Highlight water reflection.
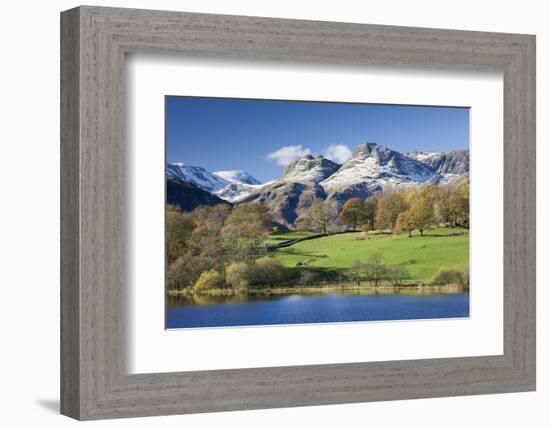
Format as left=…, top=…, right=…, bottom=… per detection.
left=166, top=291, right=470, bottom=328
left=167, top=286, right=465, bottom=307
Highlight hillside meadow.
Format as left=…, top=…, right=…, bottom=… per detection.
left=272, top=228, right=469, bottom=283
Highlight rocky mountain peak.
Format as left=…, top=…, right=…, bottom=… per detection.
left=351, top=142, right=377, bottom=157
left=321, top=142, right=436, bottom=196
left=406, top=149, right=470, bottom=176
left=282, top=155, right=340, bottom=183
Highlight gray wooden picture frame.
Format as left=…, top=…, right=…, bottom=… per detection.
left=60, top=5, right=536, bottom=420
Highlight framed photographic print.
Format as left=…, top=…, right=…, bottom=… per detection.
left=61, top=6, right=536, bottom=420
left=164, top=97, right=471, bottom=329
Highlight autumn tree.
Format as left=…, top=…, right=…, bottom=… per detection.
left=193, top=269, right=224, bottom=292
left=394, top=210, right=414, bottom=237
left=167, top=251, right=219, bottom=290
left=408, top=188, right=436, bottom=236
left=435, top=184, right=454, bottom=224
left=222, top=203, right=272, bottom=263
left=295, top=198, right=338, bottom=235
left=363, top=196, right=379, bottom=229
left=250, top=257, right=288, bottom=287
left=191, top=204, right=232, bottom=231
left=375, top=192, right=409, bottom=230
left=339, top=198, right=366, bottom=231
left=449, top=183, right=470, bottom=228
left=225, top=261, right=252, bottom=291
left=166, top=204, right=196, bottom=265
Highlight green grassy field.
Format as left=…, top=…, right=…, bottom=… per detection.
left=272, top=228, right=469, bottom=282
left=267, top=230, right=320, bottom=245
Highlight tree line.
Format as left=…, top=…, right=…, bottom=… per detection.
left=296, top=181, right=470, bottom=237
left=166, top=203, right=289, bottom=292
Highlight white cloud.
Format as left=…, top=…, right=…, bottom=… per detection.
left=267, top=145, right=311, bottom=166
left=324, top=144, right=352, bottom=164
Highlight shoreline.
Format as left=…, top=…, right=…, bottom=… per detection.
left=167, top=283, right=467, bottom=297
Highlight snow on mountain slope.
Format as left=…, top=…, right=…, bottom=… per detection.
left=214, top=182, right=267, bottom=203
left=168, top=143, right=469, bottom=223
left=406, top=150, right=469, bottom=177
left=406, top=151, right=442, bottom=164
left=167, top=163, right=264, bottom=203
left=320, top=143, right=434, bottom=194
left=167, top=163, right=229, bottom=193
left=213, top=170, right=261, bottom=185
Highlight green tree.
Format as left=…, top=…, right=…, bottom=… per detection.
left=363, top=252, right=388, bottom=287
left=349, top=259, right=365, bottom=285
left=339, top=198, right=366, bottom=231
left=386, top=264, right=411, bottom=286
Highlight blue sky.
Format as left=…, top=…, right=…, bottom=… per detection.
left=166, top=96, right=469, bottom=183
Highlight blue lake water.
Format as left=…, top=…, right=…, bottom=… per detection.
left=166, top=292, right=470, bottom=329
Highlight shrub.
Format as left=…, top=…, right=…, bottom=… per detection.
left=299, top=270, right=320, bottom=286
left=225, top=262, right=252, bottom=291
left=250, top=257, right=288, bottom=287
left=193, top=269, right=224, bottom=292
left=457, top=265, right=470, bottom=290
left=430, top=267, right=465, bottom=286
left=386, top=264, right=411, bottom=286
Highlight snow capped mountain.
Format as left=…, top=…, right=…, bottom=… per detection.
left=167, top=163, right=229, bottom=193
left=167, top=163, right=264, bottom=203
left=281, top=155, right=340, bottom=183
left=320, top=143, right=434, bottom=196
left=168, top=143, right=469, bottom=227
left=213, top=170, right=261, bottom=186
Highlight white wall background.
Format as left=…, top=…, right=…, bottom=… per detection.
left=0, top=1, right=546, bottom=425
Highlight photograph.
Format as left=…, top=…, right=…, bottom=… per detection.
left=165, top=96, right=470, bottom=329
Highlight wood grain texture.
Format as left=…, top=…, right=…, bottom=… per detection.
left=60, top=7, right=80, bottom=419
left=60, top=6, right=536, bottom=420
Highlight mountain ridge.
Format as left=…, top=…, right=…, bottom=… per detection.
left=167, top=142, right=469, bottom=227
